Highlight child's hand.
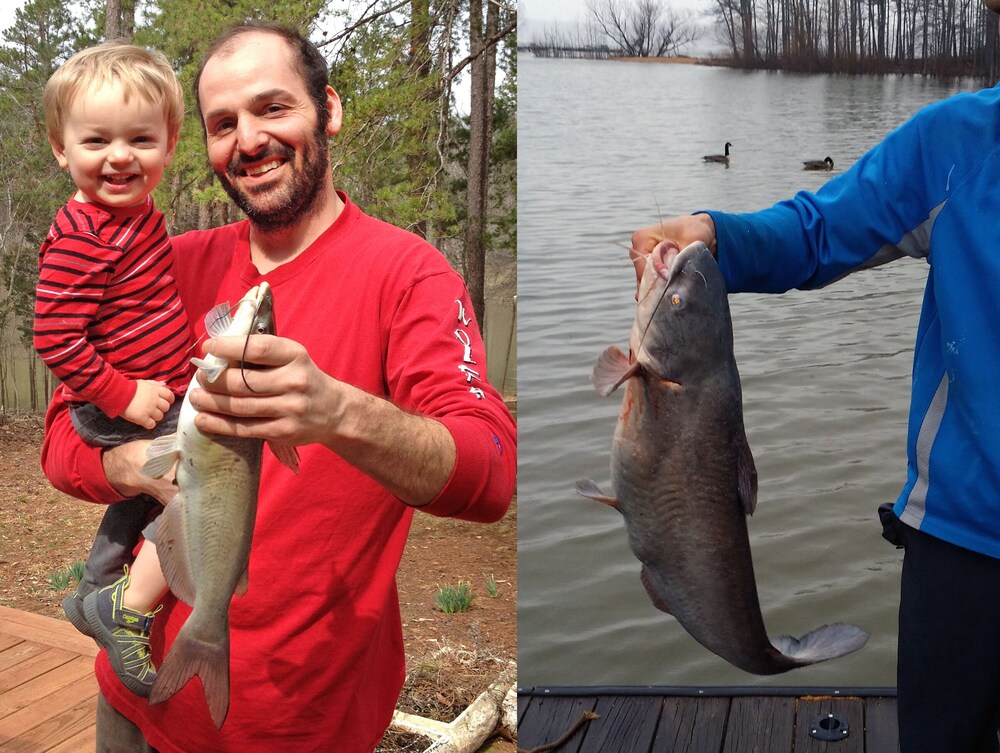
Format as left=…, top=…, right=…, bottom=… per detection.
left=122, top=380, right=175, bottom=429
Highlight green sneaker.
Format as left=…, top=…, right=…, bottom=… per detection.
left=82, top=568, right=159, bottom=697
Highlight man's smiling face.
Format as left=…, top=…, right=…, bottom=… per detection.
left=197, top=32, right=337, bottom=231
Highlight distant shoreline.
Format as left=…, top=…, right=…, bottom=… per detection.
left=611, top=56, right=730, bottom=66
left=613, top=56, right=705, bottom=65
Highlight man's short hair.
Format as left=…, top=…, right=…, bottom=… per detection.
left=193, top=22, right=331, bottom=131
left=43, top=42, right=185, bottom=147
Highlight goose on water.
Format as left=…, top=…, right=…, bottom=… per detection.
left=703, top=142, right=732, bottom=165
left=803, top=156, right=834, bottom=171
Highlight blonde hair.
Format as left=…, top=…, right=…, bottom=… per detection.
left=43, top=42, right=184, bottom=147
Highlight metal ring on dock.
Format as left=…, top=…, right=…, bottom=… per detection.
left=808, top=712, right=850, bottom=741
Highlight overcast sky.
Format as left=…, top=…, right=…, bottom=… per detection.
left=0, top=0, right=26, bottom=34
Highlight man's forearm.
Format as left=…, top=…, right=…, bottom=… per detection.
left=325, top=382, right=456, bottom=506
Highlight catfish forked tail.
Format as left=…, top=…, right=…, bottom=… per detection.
left=770, top=623, right=869, bottom=671
left=149, top=626, right=231, bottom=729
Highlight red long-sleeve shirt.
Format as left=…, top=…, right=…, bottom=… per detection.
left=34, top=197, right=191, bottom=417
left=40, top=194, right=516, bottom=752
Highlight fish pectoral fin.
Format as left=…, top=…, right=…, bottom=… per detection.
left=640, top=566, right=673, bottom=615
left=142, top=435, right=181, bottom=479
left=575, top=479, right=620, bottom=510
left=268, top=442, right=300, bottom=474
left=155, top=499, right=197, bottom=606
left=190, top=356, right=228, bottom=383
left=592, top=346, right=639, bottom=397
left=736, top=433, right=759, bottom=516
left=234, top=568, right=249, bottom=597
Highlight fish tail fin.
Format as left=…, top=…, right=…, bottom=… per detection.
left=150, top=626, right=231, bottom=729
left=772, top=623, right=869, bottom=668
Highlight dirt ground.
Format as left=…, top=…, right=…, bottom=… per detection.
left=0, top=411, right=516, bottom=753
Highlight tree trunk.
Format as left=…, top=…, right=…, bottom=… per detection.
left=465, top=0, right=496, bottom=325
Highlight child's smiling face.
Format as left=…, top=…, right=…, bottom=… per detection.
left=50, top=80, right=177, bottom=209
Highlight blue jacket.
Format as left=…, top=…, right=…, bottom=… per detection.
left=706, top=84, right=1000, bottom=558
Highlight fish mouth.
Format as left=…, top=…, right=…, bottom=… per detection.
left=653, top=240, right=711, bottom=285
left=651, top=240, right=682, bottom=281
left=236, top=282, right=275, bottom=335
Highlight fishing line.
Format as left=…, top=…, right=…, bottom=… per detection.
left=633, top=275, right=674, bottom=370
left=183, top=297, right=263, bottom=394
left=239, top=295, right=262, bottom=394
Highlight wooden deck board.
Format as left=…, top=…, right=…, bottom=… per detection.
left=0, top=605, right=98, bottom=753
left=519, top=687, right=900, bottom=753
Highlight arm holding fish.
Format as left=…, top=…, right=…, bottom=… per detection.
left=190, top=335, right=454, bottom=506
left=190, top=278, right=516, bottom=521
left=39, top=389, right=177, bottom=506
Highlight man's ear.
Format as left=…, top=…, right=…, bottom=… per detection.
left=325, top=86, right=343, bottom=137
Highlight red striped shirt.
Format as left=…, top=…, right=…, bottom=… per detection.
left=33, top=197, right=192, bottom=418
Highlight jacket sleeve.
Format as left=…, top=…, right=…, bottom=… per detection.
left=383, top=270, right=516, bottom=523
left=40, top=388, right=128, bottom=505
left=707, top=93, right=974, bottom=293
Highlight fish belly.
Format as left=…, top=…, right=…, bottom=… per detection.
left=611, top=378, right=776, bottom=670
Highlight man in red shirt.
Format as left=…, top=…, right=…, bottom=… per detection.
left=41, top=21, right=516, bottom=753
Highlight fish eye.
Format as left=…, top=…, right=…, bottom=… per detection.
left=670, top=293, right=682, bottom=306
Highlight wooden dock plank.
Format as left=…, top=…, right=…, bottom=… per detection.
left=651, top=695, right=728, bottom=753
left=864, top=696, right=900, bottom=753
left=0, top=656, right=94, bottom=718
left=516, top=693, right=598, bottom=752
left=518, top=688, right=901, bottom=753
left=0, top=648, right=79, bottom=696
left=724, top=695, right=796, bottom=753
left=0, top=607, right=97, bottom=656
left=0, top=670, right=98, bottom=744
left=0, top=642, right=46, bottom=675
left=793, top=696, right=864, bottom=753
left=0, top=606, right=98, bottom=752
left=1, top=694, right=99, bottom=753
left=580, top=694, right=662, bottom=752
left=44, top=724, right=97, bottom=753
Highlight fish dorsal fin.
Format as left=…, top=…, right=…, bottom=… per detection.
left=154, top=496, right=197, bottom=606
left=736, top=432, right=758, bottom=515
left=203, top=302, right=233, bottom=338
left=268, top=442, right=300, bottom=474
left=142, top=434, right=181, bottom=479
left=592, top=345, right=640, bottom=397
left=575, top=478, right=620, bottom=511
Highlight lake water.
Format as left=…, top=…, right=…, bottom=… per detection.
left=517, top=57, right=982, bottom=688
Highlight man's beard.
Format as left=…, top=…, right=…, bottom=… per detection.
left=218, top=126, right=330, bottom=233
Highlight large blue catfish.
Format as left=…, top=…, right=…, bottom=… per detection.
left=577, top=241, right=868, bottom=674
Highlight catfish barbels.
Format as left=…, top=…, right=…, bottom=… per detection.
left=143, top=282, right=298, bottom=727
left=577, top=241, right=868, bottom=674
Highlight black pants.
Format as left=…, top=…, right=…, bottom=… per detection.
left=896, top=522, right=1000, bottom=753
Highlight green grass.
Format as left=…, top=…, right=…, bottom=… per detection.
left=434, top=581, right=474, bottom=613
left=484, top=573, right=500, bottom=598
left=49, top=559, right=86, bottom=591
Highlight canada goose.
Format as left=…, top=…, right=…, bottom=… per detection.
left=703, top=142, right=732, bottom=165
left=803, top=156, right=834, bottom=171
